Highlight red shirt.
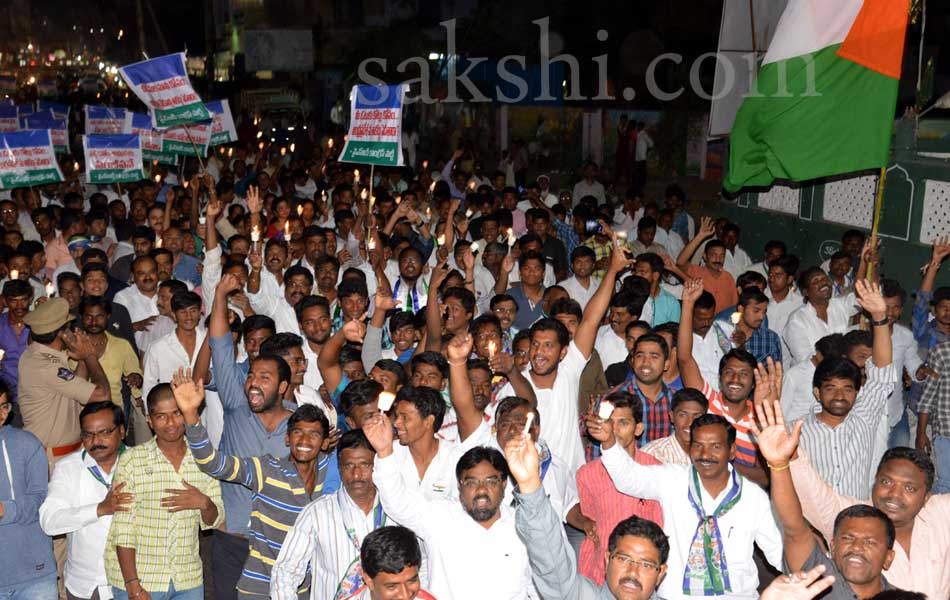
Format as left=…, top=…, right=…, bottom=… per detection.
left=686, top=264, right=737, bottom=313
left=576, top=452, right=664, bottom=585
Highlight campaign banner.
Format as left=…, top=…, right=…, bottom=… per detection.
left=205, top=100, right=237, bottom=146
left=161, top=121, right=211, bottom=157
left=21, top=113, right=68, bottom=153
left=16, top=104, right=34, bottom=119
left=83, top=134, right=147, bottom=184
left=125, top=112, right=178, bottom=165
left=0, top=99, right=13, bottom=108
left=0, top=106, right=17, bottom=132
left=37, top=100, right=69, bottom=120
left=0, top=77, right=16, bottom=95
left=118, top=53, right=211, bottom=129
left=339, top=84, right=406, bottom=167
left=85, top=106, right=127, bottom=135
left=0, top=130, right=65, bottom=189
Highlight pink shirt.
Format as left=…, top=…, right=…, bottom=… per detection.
left=576, top=452, right=664, bottom=585
left=791, top=452, right=950, bottom=600
left=45, top=235, right=72, bottom=273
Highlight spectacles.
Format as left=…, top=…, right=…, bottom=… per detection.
left=80, top=425, right=119, bottom=440
left=459, top=476, right=504, bottom=490
left=609, top=554, right=661, bottom=572
left=0, top=402, right=11, bottom=410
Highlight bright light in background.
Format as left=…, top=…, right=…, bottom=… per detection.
left=98, top=61, right=104, bottom=70
left=27, top=76, right=35, bottom=84
left=117, top=29, right=124, bottom=40
left=26, top=43, right=33, bottom=51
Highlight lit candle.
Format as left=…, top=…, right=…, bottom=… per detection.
left=45, top=281, right=54, bottom=296
left=425, top=206, right=431, bottom=219
left=284, top=221, right=291, bottom=239
left=297, top=205, right=303, bottom=216
left=280, top=147, right=286, bottom=156
left=471, top=242, right=479, bottom=253
left=354, top=169, right=360, bottom=182
left=523, top=412, right=534, bottom=436
left=429, top=181, right=436, bottom=193
left=437, top=234, right=446, bottom=246
left=360, top=189, right=368, bottom=201
left=378, top=391, right=396, bottom=412
left=256, top=131, right=262, bottom=139
left=507, top=228, right=516, bottom=247
left=327, top=138, right=334, bottom=149
left=0, top=349, right=5, bottom=361
left=598, top=401, right=615, bottom=420
left=394, top=196, right=401, bottom=205
left=367, top=237, right=376, bottom=250
left=487, top=340, right=497, bottom=358
left=258, top=141, right=264, bottom=151
left=422, top=160, right=428, bottom=170
left=251, top=225, right=260, bottom=243
left=730, top=312, right=741, bottom=325
left=153, top=174, right=161, bottom=183
left=73, top=161, right=79, bottom=172
left=155, top=237, right=162, bottom=248
left=227, top=147, right=233, bottom=157
left=183, top=180, right=189, bottom=189
left=468, top=180, right=475, bottom=191
left=9, top=269, right=17, bottom=280
left=465, top=209, right=473, bottom=218
left=290, top=142, right=295, bottom=153
left=616, top=231, right=627, bottom=240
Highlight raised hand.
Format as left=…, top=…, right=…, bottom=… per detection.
left=63, top=329, right=95, bottom=361
left=216, top=273, right=243, bottom=298
left=362, top=411, right=394, bottom=457
left=584, top=401, right=616, bottom=449
left=752, top=357, right=783, bottom=408
left=97, top=481, right=133, bottom=517
left=489, top=351, right=515, bottom=375
left=501, top=253, right=516, bottom=274
left=248, top=246, right=263, bottom=271
left=931, top=236, right=950, bottom=265
left=341, top=315, right=367, bottom=343
left=503, top=428, right=541, bottom=493
left=760, top=564, right=835, bottom=600
left=698, top=216, right=716, bottom=239
left=374, top=288, right=401, bottom=313
left=446, top=331, right=474, bottom=364
left=749, top=398, right=802, bottom=467
left=205, top=198, right=222, bottom=220
left=854, top=279, right=886, bottom=320
left=170, top=367, right=204, bottom=424
left=247, top=185, right=262, bottom=214
left=461, top=247, right=475, bottom=273
left=681, top=278, right=704, bottom=305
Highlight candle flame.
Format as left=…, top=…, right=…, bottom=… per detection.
left=45, top=281, right=54, bottom=296
left=327, top=138, right=334, bottom=149
left=437, top=234, right=446, bottom=246
left=251, top=225, right=260, bottom=243
left=507, top=228, right=516, bottom=246
left=9, top=269, right=18, bottom=280
left=290, top=143, right=295, bottom=153
left=468, top=180, right=475, bottom=190
left=360, top=189, right=368, bottom=201
left=284, top=221, right=291, bottom=239
left=368, top=237, right=376, bottom=250
left=297, top=205, right=303, bottom=216
left=378, top=391, right=396, bottom=412
left=155, top=237, right=162, bottom=248
left=487, top=340, right=497, bottom=358
left=471, top=242, right=479, bottom=253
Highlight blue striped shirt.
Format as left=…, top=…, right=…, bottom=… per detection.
left=186, top=422, right=328, bottom=597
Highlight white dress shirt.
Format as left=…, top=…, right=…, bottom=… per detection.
left=302, top=342, right=325, bottom=393
left=113, top=285, right=163, bottom=351
left=765, top=287, right=803, bottom=360
left=783, top=293, right=858, bottom=366
left=723, top=246, right=753, bottom=279
left=39, top=449, right=117, bottom=600
left=389, top=438, right=459, bottom=501
left=781, top=358, right=819, bottom=424
left=572, top=179, right=606, bottom=204
left=495, top=342, right=590, bottom=473
left=594, top=325, right=629, bottom=368
left=654, top=227, right=685, bottom=260
left=142, top=328, right=207, bottom=409
left=373, top=451, right=537, bottom=600
left=692, top=327, right=728, bottom=392
left=557, top=275, right=601, bottom=312
left=270, top=489, right=396, bottom=600
left=602, top=444, right=783, bottom=600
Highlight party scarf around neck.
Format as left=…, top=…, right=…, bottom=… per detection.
left=682, top=466, right=742, bottom=596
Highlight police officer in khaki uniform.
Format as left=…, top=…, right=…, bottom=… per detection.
left=18, top=297, right=112, bottom=460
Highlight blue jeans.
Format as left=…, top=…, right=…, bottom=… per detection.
left=0, top=575, right=58, bottom=600
left=112, top=582, right=203, bottom=600
left=934, top=435, right=950, bottom=494
left=889, top=407, right=912, bottom=449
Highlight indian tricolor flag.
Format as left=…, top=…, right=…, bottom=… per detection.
left=724, top=0, right=910, bottom=192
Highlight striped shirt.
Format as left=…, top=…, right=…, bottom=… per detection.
left=703, top=382, right=759, bottom=468
left=270, top=490, right=395, bottom=600
left=921, top=340, right=950, bottom=437
left=185, top=423, right=328, bottom=597
left=800, top=361, right=894, bottom=500
left=104, top=438, right=224, bottom=593
left=641, top=434, right=691, bottom=466
left=576, top=454, right=664, bottom=585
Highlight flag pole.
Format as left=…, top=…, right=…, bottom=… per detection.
left=183, top=125, right=206, bottom=172
left=867, top=166, right=887, bottom=281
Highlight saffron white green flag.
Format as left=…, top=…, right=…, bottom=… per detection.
left=725, top=0, right=911, bottom=192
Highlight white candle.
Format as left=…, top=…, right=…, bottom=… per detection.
left=378, top=391, right=396, bottom=412
left=297, top=205, right=303, bottom=216
left=327, top=138, right=334, bottom=149
left=598, top=401, right=615, bottom=420
left=471, top=242, right=479, bottom=253
left=437, top=234, right=446, bottom=246
left=730, top=312, right=741, bottom=325
left=487, top=340, right=497, bottom=358
left=45, top=281, right=54, bottom=296
left=8, top=269, right=17, bottom=280
left=251, top=225, right=260, bottom=243
left=523, top=412, right=534, bottom=436
left=368, top=237, right=376, bottom=251
left=284, top=221, right=291, bottom=239
left=507, top=228, right=516, bottom=247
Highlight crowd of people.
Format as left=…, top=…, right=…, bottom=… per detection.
left=0, top=135, right=947, bottom=600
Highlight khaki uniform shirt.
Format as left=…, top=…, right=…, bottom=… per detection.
left=18, top=342, right=96, bottom=447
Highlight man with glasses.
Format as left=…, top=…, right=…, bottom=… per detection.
left=490, top=294, right=519, bottom=352
left=0, top=380, right=58, bottom=599
left=363, top=412, right=535, bottom=600
left=40, top=401, right=131, bottom=600
left=506, top=425, right=670, bottom=600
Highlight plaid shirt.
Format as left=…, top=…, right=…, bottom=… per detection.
left=718, top=320, right=783, bottom=365
left=105, top=437, right=224, bottom=593
left=581, top=236, right=614, bottom=280
left=921, top=340, right=950, bottom=438
left=586, top=380, right=673, bottom=462
left=552, top=218, right=579, bottom=268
